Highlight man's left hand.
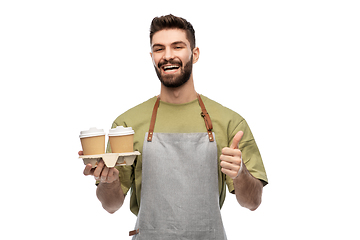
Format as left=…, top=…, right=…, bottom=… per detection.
left=220, top=131, right=244, bottom=179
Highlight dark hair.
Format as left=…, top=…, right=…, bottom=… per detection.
left=150, top=14, right=196, bottom=49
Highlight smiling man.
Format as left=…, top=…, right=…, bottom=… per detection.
left=152, top=30, right=195, bottom=89
left=81, top=14, right=268, bottom=239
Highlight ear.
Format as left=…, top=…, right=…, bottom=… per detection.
left=150, top=51, right=157, bottom=67
left=192, top=47, right=200, bottom=64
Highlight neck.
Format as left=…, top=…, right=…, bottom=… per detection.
left=159, top=75, right=197, bottom=104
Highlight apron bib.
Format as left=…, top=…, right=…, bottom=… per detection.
left=131, top=95, right=227, bottom=240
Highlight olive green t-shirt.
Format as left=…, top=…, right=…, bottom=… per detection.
left=106, top=95, right=268, bottom=216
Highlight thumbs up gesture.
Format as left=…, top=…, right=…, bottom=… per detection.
left=220, top=131, right=244, bottom=179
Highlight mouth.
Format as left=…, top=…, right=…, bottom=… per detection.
left=161, top=64, right=181, bottom=74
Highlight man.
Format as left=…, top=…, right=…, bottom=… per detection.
left=81, top=14, right=268, bottom=239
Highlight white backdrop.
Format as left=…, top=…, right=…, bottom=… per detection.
left=1, top=1, right=359, bottom=239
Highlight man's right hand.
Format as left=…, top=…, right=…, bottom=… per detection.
left=79, top=151, right=120, bottom=184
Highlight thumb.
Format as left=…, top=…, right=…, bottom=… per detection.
left=230, top=131, right=244, bottom=149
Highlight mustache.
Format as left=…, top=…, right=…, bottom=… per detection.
left=158, top=59, right=182, bottom=69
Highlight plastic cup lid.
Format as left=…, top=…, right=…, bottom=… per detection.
left=79, top=127, right=106, bottom=138
left=108, top=126, right=135, bottom=136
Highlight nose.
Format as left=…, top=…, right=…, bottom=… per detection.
left=163, top=47, right=174, bottom=60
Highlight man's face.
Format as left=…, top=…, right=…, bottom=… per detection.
left=150, top=29, right=198, bottom=88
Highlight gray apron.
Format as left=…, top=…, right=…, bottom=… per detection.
left=130, top=94, right=227, bottom=240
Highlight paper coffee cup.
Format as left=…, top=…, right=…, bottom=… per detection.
left=79, top=127, right=106, bottom=155
left=108, top=126, right=135, bottom=153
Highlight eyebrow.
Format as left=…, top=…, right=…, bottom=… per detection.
left=152, top=43, right=164, bottom=49
left=152, top=41, right=187, bottom=49
left=171, top=41, right=187, bottom=46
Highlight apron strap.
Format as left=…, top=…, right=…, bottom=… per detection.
left=129, top=229, right=139, bottom=236
left=147, top=94, right=214, bottom=142
left=197, top=94, right=214, bottom=142
left=147, top=96, right=160, bottom=141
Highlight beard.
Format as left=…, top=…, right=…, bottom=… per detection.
left=154, top=56, right=193, bottom=88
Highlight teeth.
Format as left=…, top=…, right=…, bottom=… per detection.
left=163, top=65, right=179, bottom=70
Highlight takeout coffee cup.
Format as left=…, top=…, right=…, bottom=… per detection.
left=108, top=126, right=134, bottom=153
left=79, top=127, right=106, bottom=155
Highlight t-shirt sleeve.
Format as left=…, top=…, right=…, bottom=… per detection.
left=226, top=119, right=268, bottom=193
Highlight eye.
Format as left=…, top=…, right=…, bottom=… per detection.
left=153, top=47, right=164, bottom=52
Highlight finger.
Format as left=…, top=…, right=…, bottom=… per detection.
left=220, top=153, right=234, bottom=163
left=101, top=166, right=109, bottom=182
left=230, top=131, right=244, bottom=149
left=221, top=147, right=242, bottom=157
left=106, top=168, right=119, bottom=183
left=220, top=159, right=241, bottom=172
left=78, top=150, right=84, bottom=156
left=221, top=167, right=238, bottom=179
left=93, top=160, right=105, bottom=180
left=83, top=164, right=93, bottom=176
left=220, top=155, right=242, bottom=167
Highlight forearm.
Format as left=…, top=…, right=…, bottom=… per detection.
left=96, top=178, right=125, bottom=214
left=233, top=162, right=263, bottom=211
